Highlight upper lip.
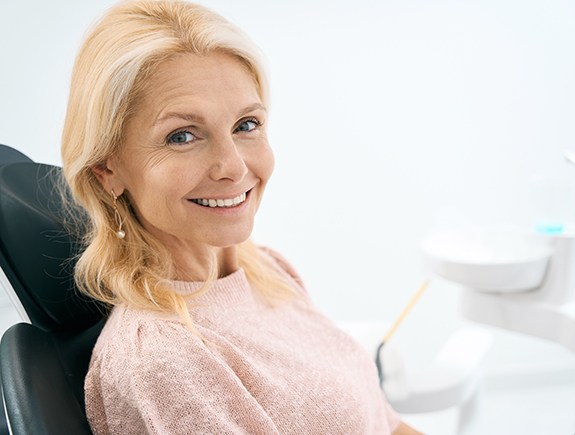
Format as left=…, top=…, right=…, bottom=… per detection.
left=187, top=186, right=255, bottom=201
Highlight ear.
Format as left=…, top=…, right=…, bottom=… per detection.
left=91, top=160, right=125, bottom=196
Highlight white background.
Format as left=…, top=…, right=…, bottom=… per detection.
left=1, top=1, right=575, bottom=433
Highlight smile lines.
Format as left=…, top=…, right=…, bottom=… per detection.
left=190, top=192, right=247, bottom=208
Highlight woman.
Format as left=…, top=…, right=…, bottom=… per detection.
left=61, top=0, right=420, bottom=433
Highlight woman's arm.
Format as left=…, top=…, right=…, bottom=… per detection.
left=393, top=421, right=424, bottom=435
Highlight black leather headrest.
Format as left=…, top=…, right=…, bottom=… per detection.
left=0, top=162, right=105, bottom=332
left=0, top=144, right=33, bottom=166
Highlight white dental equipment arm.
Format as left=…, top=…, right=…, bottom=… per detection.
left=420, top=148, right=575, bottom=353
left=421, top=223, right=575, bottom=353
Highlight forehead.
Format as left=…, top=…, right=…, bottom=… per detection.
left=135, top=52, right=261, bottom=119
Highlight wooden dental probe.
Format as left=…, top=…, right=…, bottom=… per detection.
left=383, top=279, right=430, bottom=343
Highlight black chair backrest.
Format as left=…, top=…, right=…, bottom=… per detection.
left=0, top=145, right=33, bottom=435
left=0, top=145, right=33, bottom=166
left=0, top=161, right=104, bottom=332
left=0, top=145, right=106, bottom=434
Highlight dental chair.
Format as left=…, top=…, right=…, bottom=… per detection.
left=0, top=145, right=105, bottom=434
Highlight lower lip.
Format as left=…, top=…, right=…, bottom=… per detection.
left=187, top=192, right=251, bottom=215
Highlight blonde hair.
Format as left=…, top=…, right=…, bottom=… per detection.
left=61, top=0, right=293, bottom=325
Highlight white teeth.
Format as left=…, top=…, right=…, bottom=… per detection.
left=191, top=192, right=247, bottom=208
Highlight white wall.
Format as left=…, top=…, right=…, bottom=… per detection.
left=1, top=1, right=575, bottom=433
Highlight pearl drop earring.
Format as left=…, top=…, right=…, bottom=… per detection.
left=111, top=189, right=125, bottom=239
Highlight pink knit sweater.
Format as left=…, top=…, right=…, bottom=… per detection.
left=85, top=249, right=400, bottom=434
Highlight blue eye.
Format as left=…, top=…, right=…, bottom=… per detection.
left=235, top=119, right=259, bottom=133
left=167, top=131, right=195, bottom=145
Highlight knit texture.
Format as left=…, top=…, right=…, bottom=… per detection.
left=85, top=248, right=400, bottom=434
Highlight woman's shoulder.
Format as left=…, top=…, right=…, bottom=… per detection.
left=84, top=305, right=275, bottom=434
left=89, top=305, right=202, bottom=371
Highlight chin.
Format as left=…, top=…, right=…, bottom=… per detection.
left=207, top=227, right=254, bottom=248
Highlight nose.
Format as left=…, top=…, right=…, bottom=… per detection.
left=208, top=136, right=249, bottom=182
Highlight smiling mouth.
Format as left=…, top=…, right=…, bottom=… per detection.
left=189, top=192, right=247, bottom=208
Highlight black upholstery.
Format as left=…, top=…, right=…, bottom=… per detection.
left=0, top=144, right=33, bottom=435
left=1, top=321, right=103, bottom=434
left=0, top=145, right=105, bottom=435
left=0, top=162, right=103, bottom=332
left=0, top=145, right=32, bottom=166
left=0, top=410, right=6, bottom=435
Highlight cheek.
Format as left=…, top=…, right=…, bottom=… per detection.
left=254, top=145, right=275, bottom=184
left=122, top=161, right=196, bottom=212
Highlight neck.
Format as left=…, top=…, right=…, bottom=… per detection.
left=172, top=245, right=239, bottom=282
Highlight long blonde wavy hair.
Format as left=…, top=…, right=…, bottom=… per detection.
left=61, top=0, right=294, bottom=325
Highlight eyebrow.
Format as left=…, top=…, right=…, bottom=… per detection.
left=153, top=102, right=266, bottom=126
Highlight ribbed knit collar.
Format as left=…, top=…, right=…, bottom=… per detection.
left=170, top=268, right=254, bottom=306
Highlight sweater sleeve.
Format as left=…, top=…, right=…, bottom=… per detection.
left=85, top=311, right=279, bottom=435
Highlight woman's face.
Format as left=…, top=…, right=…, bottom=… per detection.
left=96, top=52, right=274, bottom=268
